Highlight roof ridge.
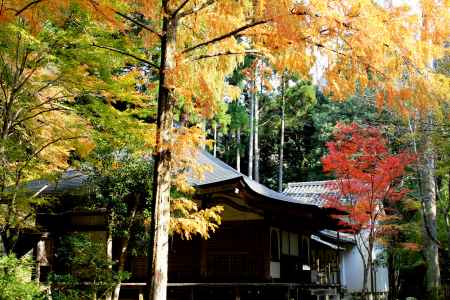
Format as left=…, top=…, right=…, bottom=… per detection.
left=287, top=180, right=337, bottom=187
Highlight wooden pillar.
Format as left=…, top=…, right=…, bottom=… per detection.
left=190, top=286, right=195, bottom=300
left=35, top=232, right=50, bottom=283
left=200, top=239, right=208, bottom=278
left=336, top=232, right=342, bottom=298
left=235, top=286, right=241, bottom=300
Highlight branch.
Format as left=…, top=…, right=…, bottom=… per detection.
left=171, top=0, right=191, bottom=18
left=13, top=107, right=62, bottom=127
left=114, top=10, right=162, bottom=39
left=15, top=0, right=43, bottom=16
left=92, top=43, right=160, bottom=70
left=18, top=136, right=84, bottom=174
left=192, top=50, right=263, bottom=61
left=182, top=19, right=269, bottom=54
left=309, top=40, right=388, bottom=78
left=178, top=0, right=216, bottom=19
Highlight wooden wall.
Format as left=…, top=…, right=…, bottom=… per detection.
left=168, top=220, right=269, bottom=283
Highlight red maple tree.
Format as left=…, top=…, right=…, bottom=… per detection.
left=322, top=123, right=414, bottom=297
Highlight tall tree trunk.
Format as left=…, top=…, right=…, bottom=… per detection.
left=446, top=173, right=450, bottom=265
left=254, top=70, right=260, bottom=182
left=213, top=122, right=217, bottom=157
left=278, top=73, right=286, bottom=192
left=112, top=196, right=140, bottom=300
left=419, top=117, right=441, bottom=297
left=105, top=217, right=114, bottom=300
left=149, top=7, right=176, bottom=300
left=355, top=234, right=369, bottom=300
left=248, top=76, right=255, bottom=179
left=236, top=127, right=241, bottom=172
left=368, top=239, right=375, bottom=299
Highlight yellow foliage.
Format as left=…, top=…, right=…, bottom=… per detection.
left=170, top=198, right=223, bottom=239
left=3, top=0, right=450, bottom=239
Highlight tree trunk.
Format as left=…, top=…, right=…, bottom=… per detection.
left=213, top=122, right=217, bottom=157
left=236, top=127, right=241, bottom=172
left=419, top=117, right=441, bottom=297
left=149, top=8, right=177, bottom=300
left=355, top=234, right=369, bottom=300
left=254, top=72, right=260, bottom=182
left=368, top=240, right=375, bottom=300
left=278, top=73, right=286, bottom=192
left=248, top=76, right=255, bottom=179
left=446, top=173, right=450, bottom=266
left=105, top=219, right=114, bottom=300
left=112, top=196, right=140, bottom=300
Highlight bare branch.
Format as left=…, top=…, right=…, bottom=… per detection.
left=13, top=107, right=62, bottom=127
left=182, top=19, right=269, bottom=54
left=192, top=50, right=263, bottom=61
left=15, top=0, right=43, bottom=16
left=18, top=135, right=84, bottom=174
left=171, top=0, right=191, bottom=18
left=114, top=10, right=162, bottom=39
left=92, top=43, right=160, bottom=70
left=178, top=0, right=216, bottom=19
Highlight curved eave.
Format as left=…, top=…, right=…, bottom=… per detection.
left=194, top=176, right=346, bottom=231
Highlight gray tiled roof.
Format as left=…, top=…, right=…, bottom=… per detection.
left=189, top=150, right=242, bottom=185
left=319, top=229, right=355, bottom=243
left=193, top=151, right=321, bottom=206
left=23, top=150, right=326, bottom=208
left=23, top=169, right=88, bottom=195
left=284, top=181, right=356, bottom=240
left=283, top=180, right=337, bottom=207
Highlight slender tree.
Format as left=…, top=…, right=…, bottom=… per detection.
left=322, top=123, right=414, bottom=299
left=278, top=72, right=286, bottom=192
left=248, top=71, right=255, bottom=179
left=253, top=61, right=260, bottom=182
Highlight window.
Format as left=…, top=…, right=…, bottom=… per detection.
left=300, top=236, right=310, bottom=264
left=270, top=229, right=280, bottom=261
left=280, top=231, right=301, bottom=257
left=290, top=233, right=299, bottom=256
left=281, top=231, right=289, bottom=255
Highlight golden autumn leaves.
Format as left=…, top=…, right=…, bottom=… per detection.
left=1, top=0, right=449, bottom=239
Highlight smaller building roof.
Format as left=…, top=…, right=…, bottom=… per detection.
left=23, top=169, right=88, bottom=195
left=311, top=234, right=345, bottom=250
left=284, top=181, right=356, bottom=242
left=283, top=180, right=337, bottom=207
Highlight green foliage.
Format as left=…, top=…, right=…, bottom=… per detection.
left=0, top=255, right=44, bottom=300
left=49, top=233, right=128, bottom=300
left=85, top=142, right=153, bottom=244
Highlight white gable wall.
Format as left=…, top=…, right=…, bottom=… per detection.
left=340, top=241, right=389, bottom=297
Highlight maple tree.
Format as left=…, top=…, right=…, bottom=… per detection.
left=0, top=20, right=92, bottom=254
left=322, top=123, right=414, bottom=298
left=1, top=1, right=449, bottom=299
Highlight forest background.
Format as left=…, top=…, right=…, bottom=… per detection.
left=0, top=1, right=449, bottom=300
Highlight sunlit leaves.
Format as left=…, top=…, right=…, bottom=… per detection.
left=322, top=123, right=415, bottom=234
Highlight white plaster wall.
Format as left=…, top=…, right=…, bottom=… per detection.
left=341, top=246, right=365, bottom=293
left=340, top=242, right=389, bottom=294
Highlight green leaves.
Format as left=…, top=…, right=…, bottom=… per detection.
left=0, top=255, right=44, bottom=300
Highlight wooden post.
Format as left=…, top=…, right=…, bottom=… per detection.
left=190, top=286, right=195, bottom=300
left=337, top=232, right=342, bottom=297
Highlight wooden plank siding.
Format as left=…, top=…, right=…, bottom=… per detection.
left=168, top=220, right=269, bottom=283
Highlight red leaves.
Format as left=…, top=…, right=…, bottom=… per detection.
left=322, top=123, right=415, bottom=234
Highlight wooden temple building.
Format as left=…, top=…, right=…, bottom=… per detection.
left=26, top=150, right=348, bottom=300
